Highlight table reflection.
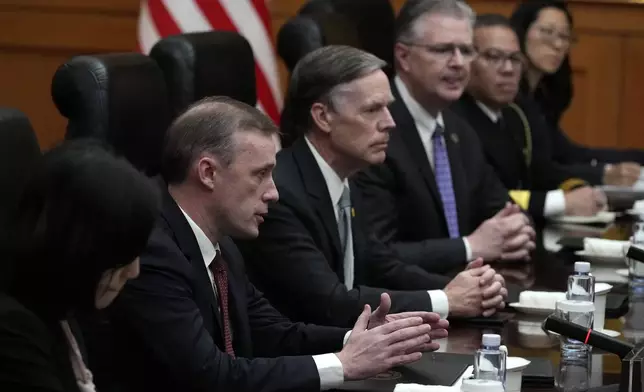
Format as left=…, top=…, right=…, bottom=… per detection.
left=438, top=218, right=642, bottom=391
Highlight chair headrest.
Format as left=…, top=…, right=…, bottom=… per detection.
left=0, top=107, right=41, bottom=225
left=150, top=31, right=256, bottom=116
left=277, top=0, right=395, bottom=74
left=277, top=16, right=325, bottom=73
left=51, top=53, right=171, bottom=175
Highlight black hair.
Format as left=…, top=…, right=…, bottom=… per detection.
left=4, top=139, right=160, bottom=319
left=475, top=13, right=513, bottom=30
left=510, top=0, right=574, bottom=126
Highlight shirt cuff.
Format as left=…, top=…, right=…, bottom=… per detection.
left=313, top=353, right=345, bottom=390
left=427, top=290, right=449, bottom=318
left=343, top=331, right=351, bottom=346
left=463, top=237, right=473, bottom=261
left=544, top=189, right=566, bottom=217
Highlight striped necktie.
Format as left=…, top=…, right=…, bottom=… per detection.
left=210, top=251, right=235, bottom=357
left=432, top=125, right=460, bottom=238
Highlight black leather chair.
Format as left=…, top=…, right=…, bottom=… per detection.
left=149, top=31, right=257, bottom=117
left=51, top=53, right=172, bottom=175
left=0, top=108, right=41, bottom=232
left=277, top=0, right=395, bottom=74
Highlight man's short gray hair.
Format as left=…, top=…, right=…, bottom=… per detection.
left=280, top=45, right=387, bottom=138
left=395, top=0, right=476, bottom=44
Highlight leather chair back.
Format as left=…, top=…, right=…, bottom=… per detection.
left=0, top=107, right=41, bottom=233
left=51, top=53, right=171, bottom=175
left=149, top=31, right=256, bottom=117
left=277, top=0, right=395, bottom=73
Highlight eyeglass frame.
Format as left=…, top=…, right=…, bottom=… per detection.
left=532, top=25, right=577, bottom=48
left=476, top=48, right=526, bottom=70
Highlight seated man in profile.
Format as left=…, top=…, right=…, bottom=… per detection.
left=354, top=0, right=535, bottom=273
left=451, top=13, right=607, bottom=220
left=107, top=96, right=447, bottom=392
left=236, top=45, right=508, bottom=328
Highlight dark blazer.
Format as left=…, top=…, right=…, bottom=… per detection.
left=108, top=187, right=348, bottom=392
left=451, top=93, right=590, bottom=218
left=354, top=82, right=511, bottom=272
left=236, top=138, right=451, bottom=327
left=0, top=293, right=87, bottom=392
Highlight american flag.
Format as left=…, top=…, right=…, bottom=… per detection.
left=137, top=0, right=283, bottom=125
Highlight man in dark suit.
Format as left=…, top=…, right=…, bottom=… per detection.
left=237, top=46, right=507, bottom=327
left=108, top=97, right=443, bottom=392
left=355, top=0, right=536, bottom=272
left=451, top=13, right=607, bottom=220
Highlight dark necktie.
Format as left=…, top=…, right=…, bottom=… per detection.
left=337, top=185, right=354, bottom=289
left=210, top=251, right=235, bottom=358
left=432, top=125, right=460, bottom=238
left=337, top=185, right=351, bottom=255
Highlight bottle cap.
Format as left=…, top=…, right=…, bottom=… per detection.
left=574, top=261, right=591, bottom=273
left=481, top=333, right=501, bottom=347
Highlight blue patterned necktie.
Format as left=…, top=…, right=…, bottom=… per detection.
left=432, top=125, right=460, bottom=238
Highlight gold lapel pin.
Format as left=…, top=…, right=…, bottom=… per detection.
left=351, top=208, right=356, bottom=217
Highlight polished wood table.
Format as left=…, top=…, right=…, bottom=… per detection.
left=342, top=218, right=641, bottom=391
left=440, top=219, right=639, bottom=391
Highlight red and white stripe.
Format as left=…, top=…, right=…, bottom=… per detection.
left=137, top=0, right=283, bottom=126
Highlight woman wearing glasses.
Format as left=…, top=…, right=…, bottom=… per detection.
left=0, top=140, right=159, bottom=391
left=510, top=0, right=644, bottom=186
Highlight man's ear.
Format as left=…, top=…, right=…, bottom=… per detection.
left=394, top=42, right=412, bottom=73
left=310, top=102, right=334, bottom=135
left=195, top=155, right=220, bottom=190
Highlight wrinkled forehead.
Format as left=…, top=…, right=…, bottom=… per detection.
left=415, top=13, right=473, bottom=44
left=333, top=70, right=394, bottom=107
left=230, top=129, right=277, bottom=166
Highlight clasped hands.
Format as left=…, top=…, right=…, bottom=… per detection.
left=336, top=293, right=448, bottom=380
left=467, top=202, right=536, bottom=262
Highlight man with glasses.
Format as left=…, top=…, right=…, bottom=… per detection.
left=451, top=13, right=606, bottom=219
left=355, top=0, right=536, bottom=275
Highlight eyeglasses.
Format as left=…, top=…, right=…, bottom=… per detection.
left=534, top=25, right=577, bottom=47
left=404, top=42, right=478, bottom=63
left=478, top=49, right=525, bottom=69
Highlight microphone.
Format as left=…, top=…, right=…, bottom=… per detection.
left=542, top=315, right=634, bottom=359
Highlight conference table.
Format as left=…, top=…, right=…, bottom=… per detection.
left=342, top=216, right=642, bottom=391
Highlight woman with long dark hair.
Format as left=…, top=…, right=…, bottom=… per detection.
left=0, top=140, right=160, bottom=391
left=510, top=0, right=644, bottom=185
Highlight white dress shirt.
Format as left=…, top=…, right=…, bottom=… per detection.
left=474, top=101, right=566, bottom=217
left=305, top=138, right=450, bottom=317
left=394, top=76, right=474, bottom=262
left=180, top=208, right=346, bottom=390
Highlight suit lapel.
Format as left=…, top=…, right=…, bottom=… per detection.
left=502, top=105, right=530, bottom=173
left=292, top=138, right=344, bottom=275
left=458, top=95, right=519, bottom=175
left=161, top=187, right=223, bottom=335
left=348, top=181, right=365, bottom=282
left=442, top=112, right=470, bottom=235
left=390, top=85, right=444, bottom=211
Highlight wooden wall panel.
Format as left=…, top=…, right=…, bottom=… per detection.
left=0, top=0, right=139, bottom=148
left=620, top=37, right=644, bottom=149
left=561, top=34, right=623, bottom=148
left=1, top=0, right=644, bottom=150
